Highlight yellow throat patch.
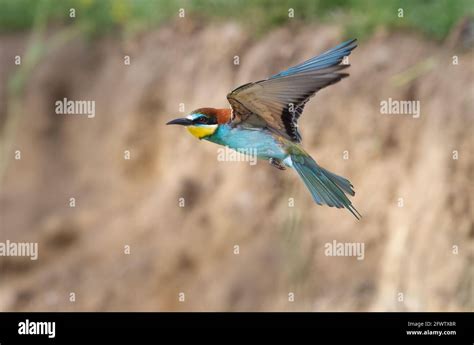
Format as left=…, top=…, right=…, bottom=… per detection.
left=186, top=125, right=218, bottom=139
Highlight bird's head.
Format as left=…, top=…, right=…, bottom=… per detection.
left=166, top=108, right=231, bottom=139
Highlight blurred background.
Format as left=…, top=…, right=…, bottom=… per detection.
left=0, top=0, right=472, bottom=311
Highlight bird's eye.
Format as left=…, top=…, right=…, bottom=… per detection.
left=197, top=116, right=208, bottom=124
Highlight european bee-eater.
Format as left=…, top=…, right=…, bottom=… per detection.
left=167, top=39, right=361, bottom=219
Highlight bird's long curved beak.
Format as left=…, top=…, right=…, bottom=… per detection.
left=166, top=117, right=193, bottom=126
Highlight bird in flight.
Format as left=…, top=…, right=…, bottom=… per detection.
left=167, top=39, right=361, bottom=219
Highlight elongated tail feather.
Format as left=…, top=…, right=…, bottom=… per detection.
left=291, top=153, right=361, bottom=219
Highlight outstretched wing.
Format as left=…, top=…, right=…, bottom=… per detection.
left=227, top=39, right=357, bottom=142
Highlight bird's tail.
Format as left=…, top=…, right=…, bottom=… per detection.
left=290, top=151, right=361, bottom=219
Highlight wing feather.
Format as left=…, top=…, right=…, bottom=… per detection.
left=227, top=39, right=357, bottom=142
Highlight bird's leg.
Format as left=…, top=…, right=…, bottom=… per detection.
left=269, top=158, right=286, bottom=170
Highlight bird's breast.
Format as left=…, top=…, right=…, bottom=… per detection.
left=206, top=125, right=288, bottom=160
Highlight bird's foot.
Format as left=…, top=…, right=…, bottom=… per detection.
left=269, top=158, right=286, bottom=170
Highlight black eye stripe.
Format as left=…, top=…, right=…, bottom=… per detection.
left=192, top=114, right=217, bottom=125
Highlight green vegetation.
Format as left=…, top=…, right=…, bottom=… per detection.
left=0, top=0, right=472, bottom=39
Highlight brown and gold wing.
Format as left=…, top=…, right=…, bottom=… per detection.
left=227, top=39, right=357, bottom=142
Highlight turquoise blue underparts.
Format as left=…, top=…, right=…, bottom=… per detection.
left=206, top=124, right=289, bottom=161
left=205, top=123, right=361, bottom=219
